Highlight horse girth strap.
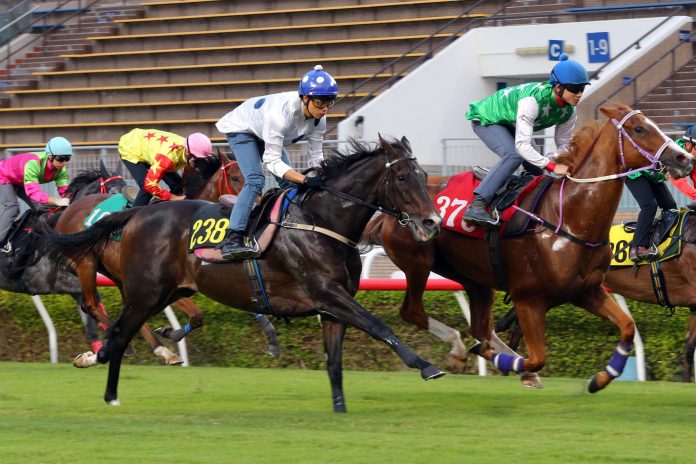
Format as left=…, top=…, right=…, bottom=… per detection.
left=649, top=260, right=676, bottom=314
left=279, top=221, right=358, bottom=248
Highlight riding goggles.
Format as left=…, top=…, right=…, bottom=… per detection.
left=54, top=155, right=71, bottom=162
left=310, top=97, right=336, bottom=109
left=564, top=84, right=586, bottom=95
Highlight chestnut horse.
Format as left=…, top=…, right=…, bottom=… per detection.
left=54, top=151, right=281, bottom=362
left=47, top=136, right=443, bottom=412
left=361, top=105, right=694, bottom=392
left=498, top=211, right=696, bottom=382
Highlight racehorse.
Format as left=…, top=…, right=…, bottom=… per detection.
left=496, top=208, right=696, bottom=382
left=47, top=136, right=443, bottom=412
left=361, top=105, right=694, bottom=393
left=54, top=151, right=280, bottom=360
left=0, top=160, right=129, bottom=354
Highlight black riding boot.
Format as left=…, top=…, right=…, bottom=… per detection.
left=463, top=194, right=498, bottom=229
left=220, top=230, right=258, bottom=261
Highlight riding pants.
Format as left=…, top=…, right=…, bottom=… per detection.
left=472, top=121, right=543, bottom=202
left=122, top=160, right=183, bottom=207
left=225, top=132, right=292, bottom=233
left=0, top=184, right=46, bottom=243
left=625, top=176, right=677, bottom=247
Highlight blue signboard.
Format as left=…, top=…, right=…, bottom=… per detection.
left=587, top=32, right=610, bottom=63
left=548, top=40, right=564, bottom=60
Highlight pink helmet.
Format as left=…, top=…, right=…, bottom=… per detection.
left=185, top=133, right=213, bottom=158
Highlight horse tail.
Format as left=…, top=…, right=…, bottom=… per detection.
left=360, top=214, right=386, bottom=247
left=45, top=207, right=143, bottom=267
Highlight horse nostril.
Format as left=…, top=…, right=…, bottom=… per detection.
left=677, top=154, right=688, bottom=165
left=423, top=218, right=440, bottom=230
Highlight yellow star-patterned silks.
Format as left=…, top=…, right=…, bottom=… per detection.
left=150, top=158, right=164, bottom=174
left=145, top=178, right=160, bottom=189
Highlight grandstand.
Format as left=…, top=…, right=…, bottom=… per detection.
left=0, top=0, right=693, bottom=150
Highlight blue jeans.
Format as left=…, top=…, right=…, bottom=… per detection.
left=226, top=132, right=292, bottom=232
left=472, top=121, right=542, bottom=202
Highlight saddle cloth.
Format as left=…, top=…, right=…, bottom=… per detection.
left=434, top=171, right=546, bottom=239
left=609, top=210, right=689, bottom=267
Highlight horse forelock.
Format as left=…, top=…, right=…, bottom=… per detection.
left=183, top=156, right=223, bottom=198
left=555, top=120, right=603, bottom=171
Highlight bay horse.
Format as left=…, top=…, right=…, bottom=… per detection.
left=47, top=136, right=443, bottom=412
left=54, top=151, right=281, bottom=362
left=0, top=161, right=129, bottom=354
left=361, top=105, right=694, bottom=393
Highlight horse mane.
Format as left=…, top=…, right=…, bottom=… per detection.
left=554, top=120, right=603, bottom=172
left=322, top=138, right=403, bottom=179
left=65, top=169, right=102, bottom=199
left=182, top=155, right=222, bottom=198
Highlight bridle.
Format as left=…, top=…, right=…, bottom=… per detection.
left=320, top=152, right=418, bottom=226
left=217, top=160, right=239, bottom=195
left=566, top=110, right=672, bottom=183
left=99, top=175, right=125, bottom=194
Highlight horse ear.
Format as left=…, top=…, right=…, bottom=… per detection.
left=378, top=133, right=395, bottom=156
left=99, top=159, right=111, bottom=177
left=115, top=160, right=123, bottom=176
left=400, top=136, right=412, bottom=154
left=599, top=105, right=622, bottom=120
left=217, top=147, right=230, bottom=163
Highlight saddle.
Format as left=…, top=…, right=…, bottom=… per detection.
left=435, top=170, right=551, bottom=239
left=192, top=188, right=297, bottom=262
left=621, top=209, right=680, bottom=247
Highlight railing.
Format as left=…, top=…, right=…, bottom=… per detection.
left=0, top=0, right=102, bottom=79
left=593, top=29, right=696, bottom=120
left=0, top=0, right=33, bottom=46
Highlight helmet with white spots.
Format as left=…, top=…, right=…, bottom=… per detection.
left=298, top=65, right=338, bottom=97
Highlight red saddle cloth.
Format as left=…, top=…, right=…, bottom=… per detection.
left=434, top=171, right=543, bottom=239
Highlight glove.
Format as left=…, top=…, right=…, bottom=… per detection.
left=303, top=176, right=324, bottom=189
left=54, top=197, right=70, bottom=207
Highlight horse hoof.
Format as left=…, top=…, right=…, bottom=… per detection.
left=166, top=354, right=184, bottom=366
left=521, top=372, right=543, bottom=389
left=421, top=364, right=446, bottom=380
left=267, top=344, right=281, bottom=358
left=587, top=371, right=612, bottom=394
left=587, top=375, right=600, bottom=394
left=106, top=399, right=121, bottom=406
left=447, top=354, right=467, bottom=374
left=154, top=346, right=183, bottom=365
left=153, top=326, right=170, bottom=337
left=468, top=342, right=483, bottom=356
left=73, top=351, right=98, bottom=368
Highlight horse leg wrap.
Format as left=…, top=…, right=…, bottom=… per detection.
left=492, top=352, right=525, bottom=373
left=605, top=341, right=632, bottom=378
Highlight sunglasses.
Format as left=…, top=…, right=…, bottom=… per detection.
left=310, top=97, right=336, bottom=109
left=54, top=155, right=71, bottom=162
left=564, top=84, right=586, bottom=95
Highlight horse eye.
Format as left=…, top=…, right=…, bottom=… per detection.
left=397, top=175, right=406, bottom=182
left=634, top=126, right=645, bottom=135
left=232, top=177, right=239, bottom=182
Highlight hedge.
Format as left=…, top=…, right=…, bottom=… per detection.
left=0, top=288, right=690, bottom=381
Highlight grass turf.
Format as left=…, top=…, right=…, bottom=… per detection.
left=0, top=362, right=695, bottom=463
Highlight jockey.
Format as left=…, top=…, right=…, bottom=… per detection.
left=462, top=53, right=588, bottom=229
left=669, top=125, right=696, bottom=201
left=625, top=161, right=677, bottom=263
left=214, top=64, right=337, bottom=261
left=118, top=129, right=214, bottom=206
left=0, top=136, right=72, bottom=253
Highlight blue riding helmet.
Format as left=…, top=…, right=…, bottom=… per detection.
left=684, top=125, right=696, bottom=142
left=45, top=136, right=73, bottom=156
left=549, top=53, right=590, bottom=86
left=298, top=65, right=339, bottom=97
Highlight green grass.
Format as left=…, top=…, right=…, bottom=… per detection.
left=0, top=363, right=695, bottom=463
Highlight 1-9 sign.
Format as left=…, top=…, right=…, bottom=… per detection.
left=587, top=32, right=610, bottom=63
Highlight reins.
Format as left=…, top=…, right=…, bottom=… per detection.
left=514, top=110, right=673, bottom=248
left=279, top=153, right=419, bottom=247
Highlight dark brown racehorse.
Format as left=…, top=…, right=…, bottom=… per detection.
left=361, top=105, right=694, bottom=392
left=47, top=136, right=443, bottom=412
left=54, top=151, right=280, bottom=363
